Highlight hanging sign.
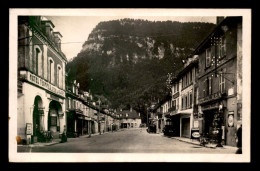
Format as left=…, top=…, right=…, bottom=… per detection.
left=228, top=111, right=234, bottom=127
left=191, top=129, right=200, bottom=139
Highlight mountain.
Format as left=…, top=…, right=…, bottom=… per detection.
left=66, top=18, right=216, bottom=122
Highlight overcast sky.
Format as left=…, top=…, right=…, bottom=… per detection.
left=46, top=16, right=217, bottom=61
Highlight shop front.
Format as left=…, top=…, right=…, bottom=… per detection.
left=163, top=114, right=180, bottom=136
left=66, top=110, right=76, bottom=137
left=48, top=100, right=64, bottom=139
left=200, top=100, right=225, bottom=145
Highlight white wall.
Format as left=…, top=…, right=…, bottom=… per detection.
left=19, top=82, right=66, bottom=143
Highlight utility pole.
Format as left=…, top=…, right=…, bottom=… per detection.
left=98, top=99, right=101, bottom=135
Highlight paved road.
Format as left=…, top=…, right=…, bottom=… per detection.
left=18, top=128, right=237, bottom=153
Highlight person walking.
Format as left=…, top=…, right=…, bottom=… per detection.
left=236, top=124, right=242, bottom=154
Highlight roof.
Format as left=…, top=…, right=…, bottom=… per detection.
left=152, top=94, right=171, bottom=112
left=116, top=110, right=141, bottom=119
left=191, top=16, right=242, bottom=56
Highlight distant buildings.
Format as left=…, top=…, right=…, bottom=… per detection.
left=117, top=109, right=142, bottom=129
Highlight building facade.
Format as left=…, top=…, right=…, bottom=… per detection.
left=169, top=55, right=199, bottom=138
left=118, top=109, right=142, bottom=128
left=18, top=16, right=67, bottom=144
left=195, top=17, right=242, bottom=146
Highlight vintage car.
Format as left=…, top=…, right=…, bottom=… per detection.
left=163, top=125, right=177, bottom=136
left=147, top=124, right=156, bottom=133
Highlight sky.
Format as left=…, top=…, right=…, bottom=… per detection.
left=46, top=16, right=217, bottom=61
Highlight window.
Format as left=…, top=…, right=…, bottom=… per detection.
left=219, top=69, right=226, bottom=93
left=57, top=65, right=62, bottom=88
left=219, top=36, right=226, bottom=58
left=177, top=82, right=179, bottom=92
left=209, top=77, right=212, bottom=95
left=185, top=95, right=188, bottom=109
left=186, top=73, right=189, bottom=86
left=190, top=70, right=193, bottom=83
left=73, top=100, right=76, bottom=109
left=68, top=98, right=71, bottom=109
left=190, top=92, right=192, bottom=108
left=49, top=60, right=53, bottom=83
left=35, top=48, right=40, bottom=75
left=176, top=97, right=179, bottom=110
left=206, top=48, right=211, bottom=68
left=181, top=97, right=184, bottom=110
left=172, top=100, right=176, bottom=110
left=203, top=80, right=206, bottom=97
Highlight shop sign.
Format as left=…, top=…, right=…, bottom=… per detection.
left=194, top=120, right=199, bottom=128
left=228, top=87, right=234, bottom=96
left=228, top=111, right=234, bottom=127
left=26, top=123, right=32, bottom=135
left=191, top=129, right=200, bottom=139
left=201, top=102, right=219, bottom=111
left=26, top=71, right=65, bottom=98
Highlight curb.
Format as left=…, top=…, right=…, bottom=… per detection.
left=172, top=137, right=220, bottom=149
left=172, top=137, right=237, bottom=150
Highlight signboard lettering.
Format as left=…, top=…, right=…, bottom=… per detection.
left=191, top=129, right=200, bottom=139
left=27, top=72, right=65, bottom=98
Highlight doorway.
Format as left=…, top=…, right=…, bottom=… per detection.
left=32, top=96, right=43, bottom=143
left=48, top=100, right=62, bottom=139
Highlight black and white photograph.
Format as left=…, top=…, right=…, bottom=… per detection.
left=9, top=8, right=251, bottom=162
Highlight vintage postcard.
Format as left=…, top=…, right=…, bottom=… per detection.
left=9, top=8, right=251, bottom=162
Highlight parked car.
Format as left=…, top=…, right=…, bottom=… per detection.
left=147, top=124, right=156, bottom=133
left=163, top=125, right=177, bottom=136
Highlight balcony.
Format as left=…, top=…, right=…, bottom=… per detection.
left=172, top=92, right=179, bottom=99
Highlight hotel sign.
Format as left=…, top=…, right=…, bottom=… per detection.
left=25, top=71, right=65, bottom=98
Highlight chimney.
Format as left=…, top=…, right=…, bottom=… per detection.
left=216, top=17, right=225, bottom=25
left=130, top=106, right=132, bottom=112
left=41, top=20, right=55, bottom=41
left=53, top=32, right=63, bottom=51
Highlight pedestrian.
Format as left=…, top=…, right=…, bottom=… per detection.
left=236, top=124, right=242, bottom=154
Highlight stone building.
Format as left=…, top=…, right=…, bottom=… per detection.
left=195, top=17, right=242, bottom=146
left=17, top=16, right=67, bottom=144
left=170, top=55, right=199, bottom=138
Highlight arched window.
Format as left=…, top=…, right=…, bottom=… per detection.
left=57, top=65, right=62, bottom=88
left=34, top=46, right=42, bottom=76
left=48, top=58, right=54, bottom=84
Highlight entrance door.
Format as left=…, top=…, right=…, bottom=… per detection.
left=49, top=109, right=58, bottom=134
left=48, top=100, right=62, bottom=139
left=181, top=118, right=190, bottom=138
left=33, top=106, right=40, bottom=142
left=32, top=96, right=43, bottom=143
left=171, top=115, right=180, bottom=136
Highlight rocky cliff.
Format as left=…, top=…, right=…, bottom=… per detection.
left=67, top=18, right=216, bottom=114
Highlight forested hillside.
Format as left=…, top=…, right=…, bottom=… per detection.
left=66, top=18, right=216, bottom=121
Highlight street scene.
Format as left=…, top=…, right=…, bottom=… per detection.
left=17, top=128, right=237, bottom=153
left=10, top=9, right=251, bottom=162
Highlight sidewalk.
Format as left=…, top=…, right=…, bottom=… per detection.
left=17, top=138, right=61, bottom=148
left=172, top=136, right=238, bottom=150
left=18, top=129, right=125, bottom=148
